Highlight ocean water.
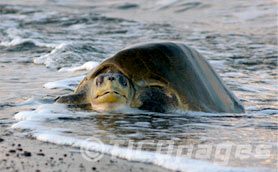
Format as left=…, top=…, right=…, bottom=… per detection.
left=0, top=0, right=277, bottom=172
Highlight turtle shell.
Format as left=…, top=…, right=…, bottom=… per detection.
left=82, top=42, right=245, bottom=113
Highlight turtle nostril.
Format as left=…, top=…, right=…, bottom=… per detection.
left=108, top=76, right=115, bottom=81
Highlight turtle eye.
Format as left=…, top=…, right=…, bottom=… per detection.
left=95, top=75, right=104, bottom=87
left=118, top=75, right=127, bottom=87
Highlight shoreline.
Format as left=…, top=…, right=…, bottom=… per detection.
left=0, top=127, right=171, bottom=172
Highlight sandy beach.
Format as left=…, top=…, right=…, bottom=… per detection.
left=0, top=127, right=171, bottom=172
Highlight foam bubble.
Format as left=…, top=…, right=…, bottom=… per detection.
left=59, top=61, right=99, bottom=72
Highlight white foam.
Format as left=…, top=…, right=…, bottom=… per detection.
left=44, top=75, right=84, bottom=90
left=152, top=0, right=181, bottom=11
left=233, top=6, right=274, bottom=22
left=33, top=42, right=101, bottom=69
left=255, top=110, right=278, bottom=116
left=169, top=108, right=229, bottom=117
left=14, top=104, right=69, bottom=121
left=34, top=43, right=68, bottom=68
left=0, top=27, right=58, bottom=48
left=0, top=20, right=19, bottom=28
left=15, top=97, right=42, bottom=106
left=59, top=61, right=99, bottom=72
left=0, top=37, right=57, bottom=48
left=156, top=0, right=179, bottom=6
left=91, top=103, right=146, bottom=114
left=12, top=103, right=95, bottom=133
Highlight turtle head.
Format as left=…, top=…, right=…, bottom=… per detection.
left=90, top=73, right=135, bottom=112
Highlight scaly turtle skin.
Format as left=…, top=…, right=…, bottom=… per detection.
left=56, top=42, right=245, bottom=113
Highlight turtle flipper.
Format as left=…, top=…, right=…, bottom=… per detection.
left=55, top=93, right=87, bottom=105
left=138, top=86, right=178, bottom=113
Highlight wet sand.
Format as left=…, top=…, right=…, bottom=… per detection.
left=0, top=128, right=171, bottom=172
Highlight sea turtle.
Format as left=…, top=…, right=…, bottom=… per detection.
left=55, top=42, right=245, bottom=113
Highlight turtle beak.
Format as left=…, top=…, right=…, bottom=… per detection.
left=95, top=90, right=127, bottom=100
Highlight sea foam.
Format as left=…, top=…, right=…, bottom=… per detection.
left=44, top=76, right=84, bottom=90
left=34, top=43, right=102, bottom=69
left=58, top=61, right=99, bottom=72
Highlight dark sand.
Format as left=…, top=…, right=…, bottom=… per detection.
left=0, top=128, right=171, bottom=172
